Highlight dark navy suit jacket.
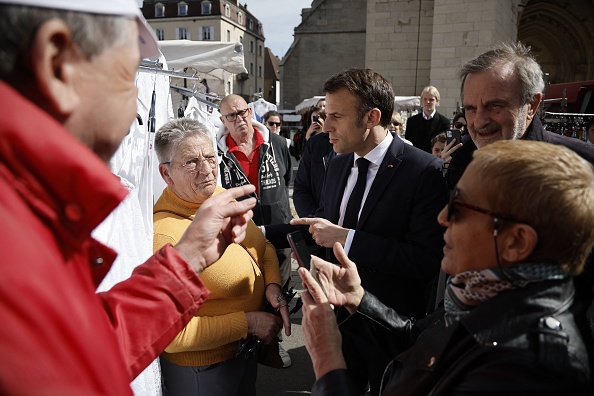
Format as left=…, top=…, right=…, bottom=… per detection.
left=316, top=135, right=448, bottom=318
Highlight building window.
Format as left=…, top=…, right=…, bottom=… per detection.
left=258, top=45, right=262, bottom=57
left=238, top=12, right=243, bottom=25
left=202, top=26, right=214, bottom=41
left=250, top=63, right=254, bottom=75
left=178, top=2, right=188, bottom=16
left=226, top=30, right=231, bottom=42
left=225, top=4, right=230, bottom=17
left=239, top=35, right=243, bottom=43
left=177, top=27, right=189, bottom=40
left=258, top=65, right=262, bottom=78
left=249, top=19, right=254, bottom=30
left=155, top=3, right=165, bottom=17
left=201, top=0, right=211, bottom=15
left=155, top=28, right=165, bottom=41
left=250, top=41, right=254, bottom=53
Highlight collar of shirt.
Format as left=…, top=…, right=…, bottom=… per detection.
left=423, top=109, right=436, bottom=120
left=353, top=131, right=393, bottom=169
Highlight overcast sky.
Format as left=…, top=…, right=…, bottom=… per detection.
left=245, top=0, right=313, bottom=59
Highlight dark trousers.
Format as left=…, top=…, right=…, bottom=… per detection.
left=160, top=352, right=258, bottom=396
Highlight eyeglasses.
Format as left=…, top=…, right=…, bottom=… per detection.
left=222, top=108, right=250, bottom=122
left=453, top=122, right=466, bottom=129
left=164, top=156, right=218, bottom=173
left=447, top=188, right=519, bottom=224
left=390, top=121, right=401, bottom=126
left=267, top=121, right=282, bottom=127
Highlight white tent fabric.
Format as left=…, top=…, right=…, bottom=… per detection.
left=394, top=96, right=420, bottom=108
left=295, top=96, right=325, bottom=114
left=159, top=40, right=247, bottom=81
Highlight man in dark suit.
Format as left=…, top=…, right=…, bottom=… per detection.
left=291, top=68, right=448, bottom=396
left=405, top=86, right=451, bottom=153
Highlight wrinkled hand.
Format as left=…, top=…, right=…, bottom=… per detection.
left=174, top=185, right=256, bottom=273
left=290, top=217, right=349, bottom=248
left=300, top=267, right=347, bottom=379
left=246, top=311, right=283, bottom=344
left=266, top=283, right=291, bottom=337
left=441, top=139, right=463, bottom=165
left=300, top=243, right=364, bottom=314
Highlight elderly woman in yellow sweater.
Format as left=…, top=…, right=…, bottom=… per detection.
left=153, top=118, right=291, bottom=396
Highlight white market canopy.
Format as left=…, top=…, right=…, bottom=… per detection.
left=158, top=40, right=248, bottom=82
left=394, top=96, right=420, bottom=108
left=295, top=96, right=325, bottom=114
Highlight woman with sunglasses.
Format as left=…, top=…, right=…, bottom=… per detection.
left=299, top=140, right=594, bottom=395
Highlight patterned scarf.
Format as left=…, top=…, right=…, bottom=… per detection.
left=443, top=262, right=567, bottom=326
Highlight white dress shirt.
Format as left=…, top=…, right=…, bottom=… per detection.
left=339, top=132, right=393, bottom=253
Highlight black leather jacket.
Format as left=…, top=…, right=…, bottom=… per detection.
left=312, top=278, right=591, bottom=395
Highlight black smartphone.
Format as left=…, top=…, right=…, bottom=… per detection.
left=286, top=231, right=311, bottom=269
left=446, top=128, right=462, bottom=145
left=287, top=231, right=326, bottom=295
left=312, top=115, right=320, bottom=123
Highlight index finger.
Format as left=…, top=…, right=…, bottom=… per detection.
left=212, top=185, right=256, bottom=204
left=290, top=217, right=319, bottom=226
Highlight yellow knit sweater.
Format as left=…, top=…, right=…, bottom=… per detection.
left=153, top=186, right=281, bottom=366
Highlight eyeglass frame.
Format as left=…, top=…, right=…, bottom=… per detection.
left=267, top=121, right=282, bottom=127
left=162, top=156, right=218, bottom=174
left=221, top=108, right=251, bottom=122
left=447, top=187, right=520, bottom=224
left=453, top=121, right=466, bottom=129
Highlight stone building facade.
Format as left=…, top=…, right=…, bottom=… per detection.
left=282, top=0, right=594, bottom=117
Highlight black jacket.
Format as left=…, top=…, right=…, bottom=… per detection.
left=217, top=121, right=292, bottom=226
left=312, top=278, right=591, bottom=395
left=405, top=112, right=450, bottom=153
left=293, top=132, right=335, bottom=218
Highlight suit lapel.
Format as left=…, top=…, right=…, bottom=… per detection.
left=357, top=137, right=403, bottom=228
left=324, top=153, right=353, bottom=223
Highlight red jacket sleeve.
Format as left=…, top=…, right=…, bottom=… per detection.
left=96, top=244, right=210, bottom=379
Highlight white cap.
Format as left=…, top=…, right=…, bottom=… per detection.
left=0, top=0, right=158, bottom=59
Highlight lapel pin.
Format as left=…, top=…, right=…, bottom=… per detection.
left=387, top=164, right=393, bottom=168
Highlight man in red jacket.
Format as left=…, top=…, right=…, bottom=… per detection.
left=0, top=0, right=258, bottom=394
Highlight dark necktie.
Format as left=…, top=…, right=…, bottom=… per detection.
left=342, top=158, right=370, bottom=230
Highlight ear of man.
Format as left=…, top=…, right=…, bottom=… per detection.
left=30, top=19, right=82, bottom=119
left=365, top=108, right=382, bottom=129
left=499, top=223, right=538, bottom=264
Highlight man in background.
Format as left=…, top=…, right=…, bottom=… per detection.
left=218, top=94, right=294, bottom=367
left=405, top=85, right=451, bottom=153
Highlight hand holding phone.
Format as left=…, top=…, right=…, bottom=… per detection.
left=287, top=231, right=327, bottom=295
left=446, top=129, right=462, bottom=145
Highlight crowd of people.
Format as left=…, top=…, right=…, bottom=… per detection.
left=1, top=1, right=594, bottom=395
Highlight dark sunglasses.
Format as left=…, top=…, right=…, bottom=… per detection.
left=267, top=121, right=282, bottom=127
left=447, top=188, right=519, bottom=223
left=453, top=122, right=466, bottom=129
